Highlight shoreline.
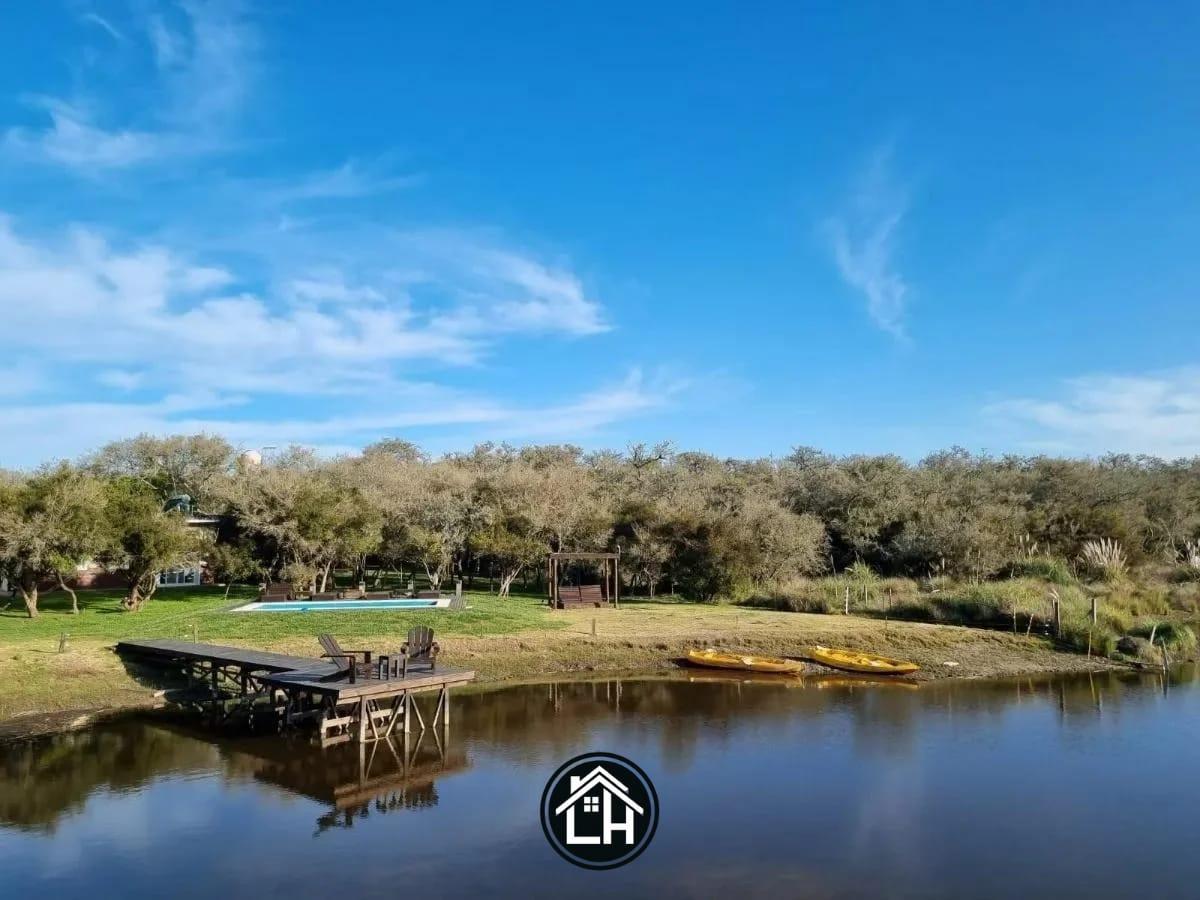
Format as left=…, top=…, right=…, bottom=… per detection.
left=0, top=607, right=1128, bottom=741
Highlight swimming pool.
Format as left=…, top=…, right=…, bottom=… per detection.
left=233, top=598, right=449, bottom=612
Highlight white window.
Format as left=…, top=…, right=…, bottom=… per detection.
left=583, top=796, right=599, bottom=813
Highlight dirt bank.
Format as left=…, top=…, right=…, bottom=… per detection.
left=0, top=605, right=1122, bottom=735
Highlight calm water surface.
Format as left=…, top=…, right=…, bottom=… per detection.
left=3, top=669, right=1199, bottom=899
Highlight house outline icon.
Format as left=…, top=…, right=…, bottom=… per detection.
left=552, top=764, right=646, bottom=846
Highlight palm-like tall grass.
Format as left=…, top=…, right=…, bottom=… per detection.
left=1079, top=538, right=1127, bottom=580
left=1181, top=540, right=1200, bottom=572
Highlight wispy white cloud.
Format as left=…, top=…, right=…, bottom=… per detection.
left=153, top=0, right=255, bottom=130
left=264, top=159, right=424, bottom=204
left=0, top=3, right=666, bottom=466
left=0, top=366, right=678, bottom=465
left=0, top=216, right=473, bottom=396
left=287, top=272, right=385, bottom=305
left=986, top=368, right=1200, bottom=458
left=0, top=212, right=629, bottom=460
left=407, top=230, right=609, bottom=337
left=3, top=98, right=168, bottom=170
left=97, top=369, right=145, bottom=391
left=147, top=12, right=186, bottom=68
left=3, top=1, right=253, bottom=173
left=825, top=144, right=912, bottom=339
left=81, top=12, right=126, bottom=43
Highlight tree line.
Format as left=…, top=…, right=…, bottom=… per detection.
left=2, top=434, right=1198, bottom=617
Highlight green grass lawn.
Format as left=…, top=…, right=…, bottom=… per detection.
left=0, top=585, right=567, bottom=648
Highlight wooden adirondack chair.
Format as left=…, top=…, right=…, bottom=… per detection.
left=395, top=626, right=439, bottom=677
left=317, top=633, right=377, bottom=683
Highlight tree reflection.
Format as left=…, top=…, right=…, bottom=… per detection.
left=2, top=666, right=1193, bottom=833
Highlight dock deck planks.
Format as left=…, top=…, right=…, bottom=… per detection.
left=116, top=637, right=475, bottom=702
left=116, top=638, right=332, bottom=674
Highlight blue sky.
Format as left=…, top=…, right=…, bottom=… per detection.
left=2, top=2, right=1199, bottom=467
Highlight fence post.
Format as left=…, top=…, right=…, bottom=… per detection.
left=844, top=586, right=850, bottom=615
left=57, top=632, right=69, bottom=653
left=1053, top=596, right=1062, bottom=638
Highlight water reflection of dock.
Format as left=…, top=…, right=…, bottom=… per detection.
left=246, top=727, right=468, bottom=813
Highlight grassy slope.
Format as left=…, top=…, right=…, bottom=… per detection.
left=0, top=585, right=1116, bottom=723
left=0, top=586, right=561, bottom=644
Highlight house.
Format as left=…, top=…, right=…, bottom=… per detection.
left=63, top=507, right=223, bottom=591
left=552, top=765, right=645, bottom=846
left=158, top=512, right=221, bottom=588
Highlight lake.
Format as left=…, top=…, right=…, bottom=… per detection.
left=2, top=668, right=1198, bottom=899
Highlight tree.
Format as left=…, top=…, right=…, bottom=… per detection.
left=362, top=438, right=426, bottom=464
left=205, top=536, right=264, bottom=599
left=400, top=462, right=476, bottom=590
left=213, top=451, right=381, bottom=593
left=101, top=480, right=201, bottom=611
left=0, top=465, right=108, bottom=617
left=470, top=461, right=544, bottom=597
left=783, top=449, right=915, bottom=571
left=88, top=434, right=233, bottom=509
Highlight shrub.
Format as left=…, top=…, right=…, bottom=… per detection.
left=1098, top=606, right=1133, bottom=636
left=1171, top=564, right=1200, bottom=584
left=1167, top=581, right=1200, bottom=614
left=1060, top=619, right=1118, bottom=657
left=1096, top=582, right=1171, bottom=618
left=742, top=576, right=924, bottom=615
left=1007, top=555, right=1074, bottom=585
left=1128, top=621, right=1198, bottom=654
left=742, top=577, right=840, bottom=613
left=739, top=578, right=835, bottom=614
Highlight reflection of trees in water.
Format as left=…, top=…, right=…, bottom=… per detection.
left=456, top=667, right=1196, bottom=765
left=2, top=666, right=1194, bottom=832
left=0, top=715, right=464, bottom=833
left=0, top=721, right=219, bottom=831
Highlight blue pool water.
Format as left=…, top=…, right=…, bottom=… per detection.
left=244, top=599, right=441, bottom=612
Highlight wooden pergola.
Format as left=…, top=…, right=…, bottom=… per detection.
left=547, top=550, right=620, bottom=609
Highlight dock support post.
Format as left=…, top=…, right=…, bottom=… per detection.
left=357, top=696, right=367, bottom=743
left=403, top=692, right=411, bottom=734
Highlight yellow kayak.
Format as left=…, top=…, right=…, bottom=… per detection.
left=686, top=648, right=805, bottom=675
left=809, top=645, right=919, bottom=676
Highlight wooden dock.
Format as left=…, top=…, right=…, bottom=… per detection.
left=116, top=638, right=475, bottom=744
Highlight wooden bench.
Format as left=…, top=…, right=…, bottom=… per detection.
left=554, top=584, right=608, bottom=609
left=260, top=582, right=294, bottom=603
